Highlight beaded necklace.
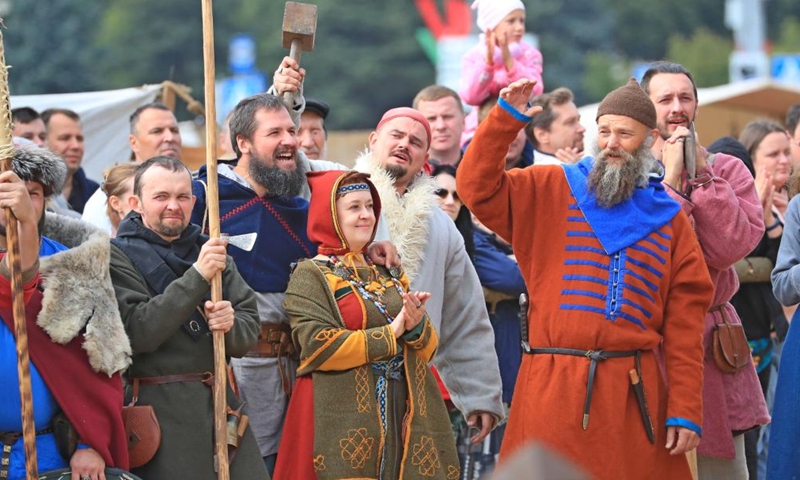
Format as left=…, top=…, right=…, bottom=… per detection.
left=328, top=254, right=405, bottom=323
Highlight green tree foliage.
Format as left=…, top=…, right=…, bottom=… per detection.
left=4, top=1, right=105, bottom=94
left=583, top=52, right=630, bottom=103
left=666, top=28, right=732, bottom=87
left=773, top=17, right=800, bottom=53
left=527, top=0, right=615, bottom=104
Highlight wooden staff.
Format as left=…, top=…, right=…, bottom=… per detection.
left=0, top=25, right=38, bottom=479
left=200, top=1, right=229, bottom=478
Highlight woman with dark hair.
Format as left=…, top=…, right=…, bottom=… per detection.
left=273, top=170, right=458, bottom=480
left=431, top=164, right=475, bottom=261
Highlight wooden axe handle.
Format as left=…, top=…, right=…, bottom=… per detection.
left=282, top=39, right=303, bottom=106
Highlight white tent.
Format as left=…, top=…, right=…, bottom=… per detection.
left=578, top=78, right=800, bottom=151
left=11, top=84, right=162, bottom=181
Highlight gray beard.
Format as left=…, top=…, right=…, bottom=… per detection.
left=588, top=140, right=656, bottom=208
left=249, top=153, right=308, bottom=197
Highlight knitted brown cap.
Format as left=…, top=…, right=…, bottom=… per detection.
left=596, top=78, right=657, bottom=129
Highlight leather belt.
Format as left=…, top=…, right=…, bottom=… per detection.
left=129, top=372, right=215, bottom=405
left=527, top=347, right=639, bottom=431
left=1, top=428, right=54, bottom=478
left=246, top=322, right=298, bottom=398
left=246, top=322, right=297, bottom=358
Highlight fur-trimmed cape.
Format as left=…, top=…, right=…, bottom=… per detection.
left=353, top=151, right=439, bottom=282
left=39, top=212, right=131, bottom=376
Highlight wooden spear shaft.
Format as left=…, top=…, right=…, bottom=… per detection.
left=200, top=1, right=229, bottom=479
left=0, top=27, right=38, bottom=479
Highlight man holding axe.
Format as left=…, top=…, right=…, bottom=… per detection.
left=108, top=157, right=268, bottom=479
left=641, top=61, right=769, bottom=478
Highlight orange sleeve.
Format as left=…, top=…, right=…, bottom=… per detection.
left=661, top=212, right=713, bottom=428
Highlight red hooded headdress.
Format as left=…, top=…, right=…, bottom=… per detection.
left=306, top=170, right=382, bottom=256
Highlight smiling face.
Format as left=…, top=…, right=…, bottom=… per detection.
left=646, top=73, right=698, bottom=140
left=754, top=131, right=793, bottom=189
left=239, top=107, right=298, bottom=172
left=130, top=166, right=195, bottom=242
left=369, top=116, right=430, bottom=192
left=336, top=189, right=376, bottom=253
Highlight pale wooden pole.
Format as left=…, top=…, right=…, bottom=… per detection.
left=200, top=1, right=229, bottom=478
left=0, top=24, right=38, bottom=480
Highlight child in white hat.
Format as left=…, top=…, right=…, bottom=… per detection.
left=459, top=0, right=544, bottom=145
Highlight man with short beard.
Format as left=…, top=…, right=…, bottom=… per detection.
left=108, top=156, right=267, bottom=479
left=641, top=61, right=769, bottom=479
left=458, top=78, right=715, bottom=480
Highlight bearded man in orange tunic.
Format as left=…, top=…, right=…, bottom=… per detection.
left=458, top=78, right=714, bottom=480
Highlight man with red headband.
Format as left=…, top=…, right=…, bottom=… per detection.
left=354, top=106, right=505, bottom=444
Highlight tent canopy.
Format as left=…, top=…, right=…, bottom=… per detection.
left=11, top=85, right=162, bottom=182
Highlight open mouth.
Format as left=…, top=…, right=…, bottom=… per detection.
left=391, top=151, right=410, bottom=163
left=275, top=150, right=296, bottom=163
left=667, top=116, right=689, bottom=128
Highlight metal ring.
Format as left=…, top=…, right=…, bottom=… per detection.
left=415, top=302, right=422, bottom=308
left=82, top=476, right=92, bottom=480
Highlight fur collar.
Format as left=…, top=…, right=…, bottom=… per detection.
left=38, top=213, right=132, bottom=376
left=353, top=152, right=439, bottom=282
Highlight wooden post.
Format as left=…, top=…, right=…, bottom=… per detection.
left=200, top=1, right=229, bottom=479
left=0, top=26, right=38, bottom=480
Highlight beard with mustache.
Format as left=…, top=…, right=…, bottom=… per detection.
left=249, top=146, right=308, bottom=197
left=382, top=147, right=413, bottom=182
left=588, top=137, right=658, bottom=208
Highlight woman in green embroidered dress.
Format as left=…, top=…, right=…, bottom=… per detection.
left=273, top=170, right=460, bottom=480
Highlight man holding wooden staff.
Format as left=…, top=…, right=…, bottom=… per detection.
left=107, top=156, right=268, bottom=479
left=0, top=143, right=130, bottom=480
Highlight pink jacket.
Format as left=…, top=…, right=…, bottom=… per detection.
left=459, top=37, right=543, bottom=106
left=666, top=152, right=770, bottom=459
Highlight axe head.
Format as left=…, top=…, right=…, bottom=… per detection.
left=282, top=2, right=318, bottom=51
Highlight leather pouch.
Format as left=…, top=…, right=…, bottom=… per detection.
left=52, top=411, right=79, bottom=460
left=733, top=257, right=773, bottom=284
left=123, top=379, right=162, bottom=468
left=712, top=319, right=751, bottom=374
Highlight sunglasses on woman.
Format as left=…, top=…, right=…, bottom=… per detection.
left=434, top=188, right=460, bottom=202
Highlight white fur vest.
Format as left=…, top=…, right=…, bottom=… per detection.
left=354, top=152, right=439, bottom=282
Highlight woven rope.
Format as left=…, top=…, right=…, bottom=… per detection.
left=0, top=24, right=15, bottom=164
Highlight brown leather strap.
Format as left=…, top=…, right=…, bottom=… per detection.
left=129, top=372, right=214, bottom=407
left=709, top=304, right=731, bottom=324
left=246, top=322, right=296, bottom=358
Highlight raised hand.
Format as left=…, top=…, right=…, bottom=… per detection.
left=273, top=56, right=306, bottom=96
left=499, top=79, right=543, bottom=117
left=484, top=29, right=495, bottom=66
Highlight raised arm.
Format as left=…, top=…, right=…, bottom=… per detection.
left=458, top=79, right=542, bottom=241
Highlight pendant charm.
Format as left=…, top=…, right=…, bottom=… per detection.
left=389, top=266, right=402, bottom=279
